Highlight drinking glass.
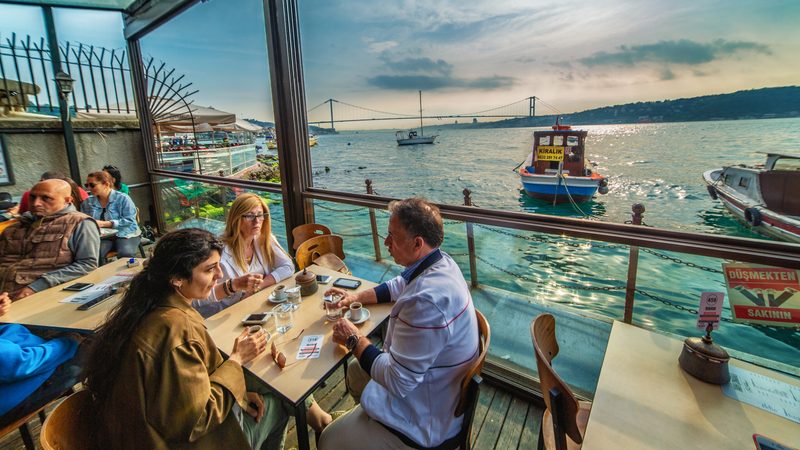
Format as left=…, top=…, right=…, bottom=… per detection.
left=272, top=303, right=293, bottom=334
left=286, top=286, right=302, bottom=311
left=323, top=295, right=343, bottom=321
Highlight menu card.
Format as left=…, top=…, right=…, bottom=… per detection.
left=722, top=365, right=800, bottom=424
left=296, top=335, right=323, bottom=360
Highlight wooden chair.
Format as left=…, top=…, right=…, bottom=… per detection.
left=40, top=389, right=95, bottom=450
left=0, top=407, right=47, bottom=450
left=453, top=308, right=491, bottom=450
left=295, top=234, right=350, bottom=274
left=0, top=218, right=19, bottom=234
left=292, top=223, right=331, bottom=250
left=531, top=314, right=592, bottom=450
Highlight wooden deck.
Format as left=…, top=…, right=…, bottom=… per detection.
left=1, top=364, right=542, bottom=450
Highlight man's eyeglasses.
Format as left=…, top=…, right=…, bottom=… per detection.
left=84, top=182, right=97, bottom=189
left=242, top=213, right=267, bottom=222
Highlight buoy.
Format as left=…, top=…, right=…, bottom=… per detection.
left=744, top=208, right=762, bottom=226
left=706, top=185, right=718, bottom=200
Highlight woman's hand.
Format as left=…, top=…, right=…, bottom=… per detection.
left=0, top=292, right=10, bottom=317
left=245, top=392, right=265, bottom=422
left=233, top=273, right=264, bottom=295
left=324, top=287, right=357, bottom=309
left=257, top=274, right=277, bottom=291
left=98, top=220, right=114, bottom=228
left=229, top=328, right=267, bottom=365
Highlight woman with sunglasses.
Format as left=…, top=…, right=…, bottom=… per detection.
left=83, top=228, right=290, bottom=449
left=81, top=171, right=140, bottom=264
left=192, top=193, right=293, bottom=318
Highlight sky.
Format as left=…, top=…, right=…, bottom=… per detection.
left=2, top=0, right=799, bottom=129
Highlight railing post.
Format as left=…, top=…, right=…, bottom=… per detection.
left=463, top=188, right=478, bottom=288
left=624, top=203, right=645, bottom=323
left=366, top=179, right=382, bottom=262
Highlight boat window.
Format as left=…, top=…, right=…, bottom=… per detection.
left=773, top=158, right=800, bottom=171
left=539, top=136, right=551, bottom=146
left=553, top=136, right=564, bottom=146
left=738, top=177, right=749, bottom=188
left=567, top=136, right=579, bottom=147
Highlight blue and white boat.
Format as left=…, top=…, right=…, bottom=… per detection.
left=518, top=123, right=608, bottom=203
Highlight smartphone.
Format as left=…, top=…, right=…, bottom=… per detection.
left=242, top=313, right=270, bottom=326
left=63, top=282, right=94, bottom=291
left=316, top=274, right=332, bottom=284
left=753, top=434, right=796, bottom=450
left=333, top=278, right=361, bottom=290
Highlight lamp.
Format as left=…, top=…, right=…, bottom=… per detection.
left=54, top=71, right=74, bottom=100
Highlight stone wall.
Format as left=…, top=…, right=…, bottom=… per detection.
left=0, top=119, right=155, bottom=226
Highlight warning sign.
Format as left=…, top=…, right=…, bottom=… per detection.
left=723, top=263, right=800, bottom=327
left=536, top=146, right=565, bottom=162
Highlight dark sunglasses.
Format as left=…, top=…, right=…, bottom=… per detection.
left=84, top=182, right=97, bottom=189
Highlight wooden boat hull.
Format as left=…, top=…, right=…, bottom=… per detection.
left=703, top=168, right=800, bottom=243
left=520, top=172, right=602, bottom=203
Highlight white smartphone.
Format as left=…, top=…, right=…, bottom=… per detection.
left=316, top=274, right=332, bottom=284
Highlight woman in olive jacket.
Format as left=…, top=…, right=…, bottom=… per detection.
left=83, top=229, right=281, bottom=449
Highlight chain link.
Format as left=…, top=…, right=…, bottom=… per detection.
left=640, top=248, right=723, bottom=274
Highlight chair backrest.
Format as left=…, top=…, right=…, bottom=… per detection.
left=40, top=390, right=95, bottom=450
left=292, top=223, right=331, bottom=250
left=295, top=234, right=345, bottom=270
left=453, top=308, right=491, bottom=450
left=531, top=314, right=582, bottom=444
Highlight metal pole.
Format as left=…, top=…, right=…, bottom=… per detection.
left=464, top=188, right=478, bottom=288
left=623, top=203, right=645, bottom=323
left=365, top=179, right=382, bottom=262
left=43, top=7, right=80, bottom=183
left=529, top=96, right=535, bottom=117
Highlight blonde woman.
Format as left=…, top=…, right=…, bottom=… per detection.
left=192, top=193, right=294, bottom=318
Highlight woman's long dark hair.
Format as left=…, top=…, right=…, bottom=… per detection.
left=102, top=165, right=123, bottom=191
left=83, top=228, right=223, bottom=404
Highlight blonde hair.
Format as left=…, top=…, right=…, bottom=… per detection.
left=222, top=193, right=281, bottom=272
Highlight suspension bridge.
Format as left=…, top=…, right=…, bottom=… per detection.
left=307, top=95, right=562, bottom=130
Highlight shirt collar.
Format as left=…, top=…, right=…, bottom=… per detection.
left=164, top=293, right=206, bottom=325
left=401, top=248, right=442, bottom=283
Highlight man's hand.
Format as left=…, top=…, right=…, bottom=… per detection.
left=0, top=292, right=10, bottom=316
left=245, top=392, right=265, bottom=423
left=325, top=287, right=357, bottom=309
left=332, top=318, right=359, bottom=345
left=14, top=287, right=35, bottom=300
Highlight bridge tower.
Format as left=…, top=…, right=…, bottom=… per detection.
left=528, top=96, right=536, bottom=117
left=327, top=98, right=336, bottom=132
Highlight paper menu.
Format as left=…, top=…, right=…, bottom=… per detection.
left=295, top=335, right=322, bottom=360
left=59, top=274, right=133, bottom=304
left=722, top=365, right=800, bottom=424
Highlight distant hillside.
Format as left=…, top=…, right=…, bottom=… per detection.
left=443, top=86, right=800, bottom=129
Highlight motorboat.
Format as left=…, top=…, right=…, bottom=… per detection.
left=519, top=122, right=608, bottom=203
left=396, top=90, right=437, bottom=145
left=703, top=152, right=800, bottom=243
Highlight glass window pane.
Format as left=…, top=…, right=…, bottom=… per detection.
left=140, top=0, right=274, bottom=181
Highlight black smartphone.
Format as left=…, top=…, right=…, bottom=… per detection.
left=753, top=434, right=796, bottom=450
left=242, top=313, right=269, bottom=326
left=333, top=278, right=361, bottom=290
left=63, top=282, right=94, bottom=291
left=316, top=274, right=332, bottom=284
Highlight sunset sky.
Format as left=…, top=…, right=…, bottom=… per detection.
left=2, top=0, right=798, bottom=129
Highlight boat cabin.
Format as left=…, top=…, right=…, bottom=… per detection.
left=758, top=153, right=800, bottom=216
left=529, top=129, right=589, bottom=176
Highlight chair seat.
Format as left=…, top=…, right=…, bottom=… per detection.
left=542, top=400, right=592, bottom=450
left=313, top=253, right=350, bottom=274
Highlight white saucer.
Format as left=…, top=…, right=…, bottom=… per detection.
left=267, top=292, right=288, bottom=303
left=344, top=308, right=370, bottom=325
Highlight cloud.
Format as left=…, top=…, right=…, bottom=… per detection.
left=579, top=39, right=771, bottom=67
left=368, top=40, right=398, bottom=53
left=659, top=67, right=675, bottom=80
left=368, top=54, right=515, bottom=91
left=367, top=74, right=514, bottom=90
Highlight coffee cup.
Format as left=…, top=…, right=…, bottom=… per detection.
left=349, top=302, right=364, bottom=322
left=273, top=284, right=286, bottom=301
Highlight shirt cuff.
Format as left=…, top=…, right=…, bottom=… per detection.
left=111, top=219, right=119, bottom=228
left=359, top=344, right=383, bottom=375
left=27, top=279, right=48, bottom=292
left=374, top=283, right=391, bottom=303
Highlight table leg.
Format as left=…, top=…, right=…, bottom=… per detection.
left=295, top=400, right=311, bottom=450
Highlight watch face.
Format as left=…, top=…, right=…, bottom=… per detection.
left=346, top=334, right=359, bottom=350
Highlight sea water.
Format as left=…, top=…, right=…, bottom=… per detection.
left=300, top=118, right=800, bottom=372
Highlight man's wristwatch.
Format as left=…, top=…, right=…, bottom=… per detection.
left=345, top=334, right=360, bottom=352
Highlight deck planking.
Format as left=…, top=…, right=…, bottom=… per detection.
left=1, top=368, right=542, bottom=450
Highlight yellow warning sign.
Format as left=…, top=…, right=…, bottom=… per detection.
left=536, top=146, right=565, bottom=162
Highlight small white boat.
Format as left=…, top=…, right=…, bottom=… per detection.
left=703, top=152, right=800, bottom=243
left=396, top=90, right=437, bottom=146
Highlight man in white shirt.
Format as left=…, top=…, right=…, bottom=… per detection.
left=320, top=197, right=478, bottom=450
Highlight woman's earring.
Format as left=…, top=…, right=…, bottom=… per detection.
left=173, top=281, right=182, bottom=289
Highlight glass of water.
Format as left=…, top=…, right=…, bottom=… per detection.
left=285, top=286, right=302, bottom=311
left=272, top=303, right=293, bottom=334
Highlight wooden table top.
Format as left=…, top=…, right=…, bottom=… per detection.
left=0, top=259, right=142, bottom=332
left=582, top=321, right=800, bottom=449
left=205, top=265, right=392, bottom=405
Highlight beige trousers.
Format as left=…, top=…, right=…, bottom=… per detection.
left=318, top=359, right=415, bottom=450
